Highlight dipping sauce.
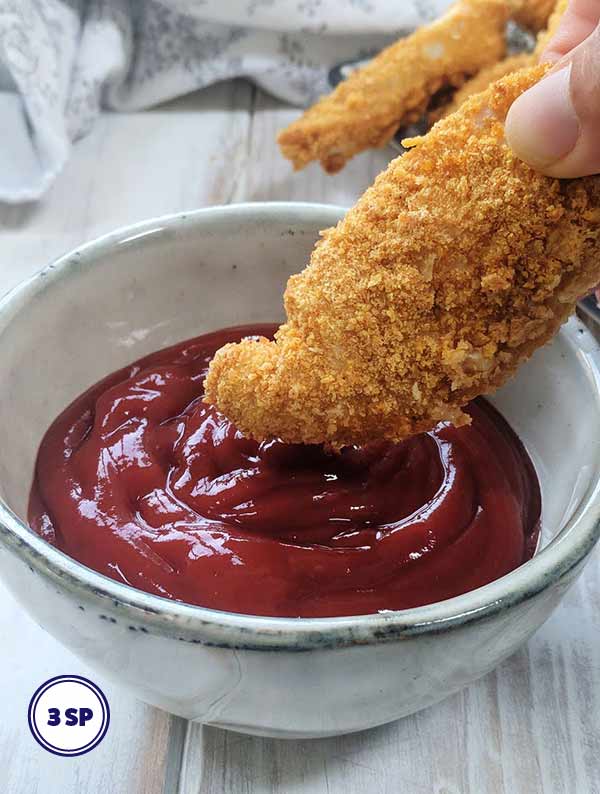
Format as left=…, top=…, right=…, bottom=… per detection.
left=29, top=324, right=540, bottom=618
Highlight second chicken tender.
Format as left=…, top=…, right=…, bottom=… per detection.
left=278, top=0, right=514, bottom=173
left=438, top=0, right=567, bottom=119
left=206, top=65, right=600, bottom=448
left=435, top=52, right=533, bottom=120
left=514, top=0, right=557, bottom=31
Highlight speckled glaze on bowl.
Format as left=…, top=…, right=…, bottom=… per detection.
left=0, top=203, right=599, bottom=739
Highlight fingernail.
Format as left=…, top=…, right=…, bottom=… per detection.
left=505, top=65, right=580, bottom=168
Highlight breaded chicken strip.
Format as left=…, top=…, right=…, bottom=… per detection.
left=205, top=65, right=600, bottom=448
left=277, top=0, right=514, bottom=173
left=532, top=0, right=569, bottom=51
left=514, top=0, right=557, bottom=31
left=435, top=53, right=533, bottom=120
left=437, top=0, right=566, bottom=119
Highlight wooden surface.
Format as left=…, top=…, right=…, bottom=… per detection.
left=1, top=80, right=599, bottom=794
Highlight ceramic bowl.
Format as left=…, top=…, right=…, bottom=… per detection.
left=0, top=203, right=599, bottom=739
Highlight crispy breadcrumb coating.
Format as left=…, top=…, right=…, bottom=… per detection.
left=205, top=65, right=600, bottom=447
left=435, top=53, right=533, bottom=120
left=533, top=0, right=569, bottom=53
left=277, top=0, right=514, bottom=174
left=437, top=0, right=567, bottom=119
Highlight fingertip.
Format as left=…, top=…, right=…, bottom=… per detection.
left=538, top=47, right=564, bottom=64
left=505, top=65, right=579, bottom=173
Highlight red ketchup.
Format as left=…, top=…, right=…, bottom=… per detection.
left=29, top=324, right=540, bottom=618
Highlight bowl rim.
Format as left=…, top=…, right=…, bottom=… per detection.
left=1, top=201, right=600, bottom=651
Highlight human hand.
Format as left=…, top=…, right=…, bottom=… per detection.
left=505, top=0, right=600, bottom=177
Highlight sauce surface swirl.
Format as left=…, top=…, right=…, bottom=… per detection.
left=29, top=324, right=540, bottom=617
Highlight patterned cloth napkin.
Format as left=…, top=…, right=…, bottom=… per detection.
left=0, top=0, right=452, bottom=203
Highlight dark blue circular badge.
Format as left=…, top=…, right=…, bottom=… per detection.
left=28, top=675, right=110, bottom=756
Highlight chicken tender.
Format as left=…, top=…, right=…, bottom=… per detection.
left=533, top=0, right=569, bottom=52
left=206, top=65, right=600, bottom=448
left=277, top=0, right=514, bottom=174
left=435, top=53, right=533, bottom=120
left=437, top=0, right=567, bottom=119
left=514, top=0, right=557, bottom=31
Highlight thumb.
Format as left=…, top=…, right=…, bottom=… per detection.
left=505, top=23, right=600, bottom=178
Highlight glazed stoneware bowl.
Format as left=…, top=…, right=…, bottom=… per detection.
left=0, top=203, right=599, bottom=739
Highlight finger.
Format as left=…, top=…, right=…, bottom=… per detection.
left=505, top=21, right=600, bottom=177
left=542, top=0, right=600, bottom=62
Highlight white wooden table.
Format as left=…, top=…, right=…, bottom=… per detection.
left=1, top=80, right=599, bottom=794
